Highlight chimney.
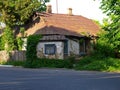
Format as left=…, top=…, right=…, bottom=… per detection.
left=68, top=8, right=73, bottom=15
left=46, top=5, right=52, bottom=13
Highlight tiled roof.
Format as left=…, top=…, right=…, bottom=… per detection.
left=24, top=13, right=100, bottom=37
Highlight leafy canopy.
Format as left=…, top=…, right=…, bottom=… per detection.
left=0, top=0, right=49, bottom=27
left=100, top=0, right=120, bottom=53
left=0, top=0, right=49, bottom=51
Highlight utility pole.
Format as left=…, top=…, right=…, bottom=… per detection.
left=56, top=0, right=58, bottom=13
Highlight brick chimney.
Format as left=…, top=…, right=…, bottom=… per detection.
left=68, top=8, right=73, bottom=15
left=46, top=5, right=52, bottom=13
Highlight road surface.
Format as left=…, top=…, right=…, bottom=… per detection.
left=0, top=67, right=120, bottom=90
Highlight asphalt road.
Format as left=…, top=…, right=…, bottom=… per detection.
left=0, top=67, right=120, bottom=90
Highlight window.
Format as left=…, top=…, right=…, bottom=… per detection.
left=80, top=39, right=86, bottom=56
left=45, top=44, right=56, bottom=55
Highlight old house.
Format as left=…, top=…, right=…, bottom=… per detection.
left=23, top=5, right=100, bottom=59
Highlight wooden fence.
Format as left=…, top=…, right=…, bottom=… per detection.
left=0, top=50, right=26, bottom=62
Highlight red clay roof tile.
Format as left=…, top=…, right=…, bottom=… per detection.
left=24, top=13, right=100, bottom=37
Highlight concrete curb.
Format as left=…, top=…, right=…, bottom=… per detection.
left=0, top=65, right=14, bottom=67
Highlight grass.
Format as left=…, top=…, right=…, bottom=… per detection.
left=75, top=56, right=120, bottom=72
left=0, top=60, right=25, bottom=66
left=0, top=56, right=120, bottom=72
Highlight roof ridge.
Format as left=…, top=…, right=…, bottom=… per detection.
left=39, top=12, right=91, bottom=20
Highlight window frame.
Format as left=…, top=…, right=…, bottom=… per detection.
left=45, top=44, right=56, bottom=55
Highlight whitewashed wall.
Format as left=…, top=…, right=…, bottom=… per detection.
left=68, top=39, right=79, bottom=56
left=37, top=41, right=64, bottom=59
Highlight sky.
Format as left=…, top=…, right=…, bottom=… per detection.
left=46, top=0, right=106, bottom=23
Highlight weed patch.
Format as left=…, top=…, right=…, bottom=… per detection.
left=75, top=56, right=120, bottom=72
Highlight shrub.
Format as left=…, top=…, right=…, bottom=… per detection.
left=24, top=58, right=73, bottom=69
left=0, top=60, right=25, bottom=66
left=16, top=37, right=24, bottom=50
left=94, top=31, right=115, bottom=58
left=75, top=56, right=120, bottom=71
left=94, top=42, right=115, bottom=58
left=1, top=26, right=16, bottom=51
left=79, top=60, right=107, bottom=71
left=26, top=35, right=42, bottom=60
left=75, top=56, right=120, bottom=72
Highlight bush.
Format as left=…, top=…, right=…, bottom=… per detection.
left=94, top=31, right=115, bottom=58
left=24, top=58, right=73, bottom=69
left=1, top=26, right=16, bottom=51
left=26, top=35, right=42, bottom=60
left=75, top=56, right=120, bottom=72
left=16, top=37, right=24, bottom=50
left=94, top=42, right=115, bottom=58
left=0, top=60, right=25, bottom=66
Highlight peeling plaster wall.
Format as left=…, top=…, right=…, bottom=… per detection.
left=37, top=41, right=64, bottom=59
left=68, top=39, right=79, bottom=56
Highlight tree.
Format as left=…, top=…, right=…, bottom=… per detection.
left=0, top=0, right=49, bottom=51
left=100, top=0, right=120, bottom=55
left=0, top=0, right=49, bottom=27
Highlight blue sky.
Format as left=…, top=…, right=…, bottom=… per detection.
left=46, top=0, right=106, bottom=23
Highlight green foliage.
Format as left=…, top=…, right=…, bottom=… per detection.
left=24, top=58, right=73, bottom=69
left=94, top=31, right=115, bottom=57
left=2, top=26, right=16, bottom=51
left=0, top=60, right=25, bottom=66
left=16, top=37, right=24, bottom=50
left=0, top=0, right=49, bottom=27
left=2, top=28, right=25, bottom=51
left=75, top=56, right=120, bottom=72
left=100, top=0, right=120, bottom=56
left=79, top=39, right=84, bottom=44
left=0, top=0, right=49, bottom=51
left=20, top=27, right=25, bottom=37
left=0, top=58, right=73, bottom=69
left=93, top=19, right=102, bottom=26
left=100, top=0, right=120, bottom=16
left=0, top=36, right=3, bottom=50
left=26, top=35, right=42, bottom=60
left=38, top=0, right=50, bottom=12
